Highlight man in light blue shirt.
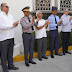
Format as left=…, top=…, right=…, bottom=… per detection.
left=48, top=14, right=60, bottom=30
left=48, top=6, right=62, bottom=58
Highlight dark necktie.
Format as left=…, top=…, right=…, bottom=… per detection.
left=28, top=17, right=34, bottom=30
left=55, top=16, right=58, bottom=29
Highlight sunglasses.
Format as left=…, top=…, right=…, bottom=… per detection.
left=3, top=6, right=9, bottom=8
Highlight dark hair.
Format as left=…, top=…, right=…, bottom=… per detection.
left=1, top=3, right=6, bottom=7
left=1, top=3, right=3, bottom=7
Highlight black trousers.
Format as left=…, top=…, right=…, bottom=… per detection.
left=62, top=32, right=70, bottom=53
left=0, top=38, right=14, bottom=72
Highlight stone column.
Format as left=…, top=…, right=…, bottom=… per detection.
left=58, top=0, right=60, bottom=10
left=55, top=0, right=60, bottom=10
left=51, top=0, right=55, bottom=9
left=71, top=0, right=72, bottom=10
left=32, top=0, right=36, bottom=10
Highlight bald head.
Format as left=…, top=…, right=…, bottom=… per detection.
left=64, top=9, right=69, bottom=16
left=1, top=3, right=9, bottom=14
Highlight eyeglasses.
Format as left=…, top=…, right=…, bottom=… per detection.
left=3, top=6, right=9, bottom=8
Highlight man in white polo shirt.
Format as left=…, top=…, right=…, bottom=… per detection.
left=61, top=9, right=72, bottom=55
left=35, top=11, right=51, bottom=61
left=0, top=3, right=19, bottom=72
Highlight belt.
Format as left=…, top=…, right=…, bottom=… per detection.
left=50, top=29, right=58, bottom=31
left=23, top=32, right=34, bottom=35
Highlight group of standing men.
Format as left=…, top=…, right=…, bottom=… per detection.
left=0, top=3, right=72, bottom=72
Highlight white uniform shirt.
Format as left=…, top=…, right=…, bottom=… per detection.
left=61, top=14, right=72, bottom=32
left=0, top=11, right=15, bottom=41
left=35, top=19, right=47, bottom=39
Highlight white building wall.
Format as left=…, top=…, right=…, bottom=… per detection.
left=0, top=0, right=33, bottom=57
left=0, top=0, right=61, bottom=57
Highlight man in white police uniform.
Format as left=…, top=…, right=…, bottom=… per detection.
left=0, top=3, right=19, bottom=72
left=61, top=9, right=72, bottom=55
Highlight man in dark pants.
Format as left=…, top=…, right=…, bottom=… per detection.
left=0, top=3, right=19, bottom=72
left=20, top=6, right=37, bottom=67
left=62, top=33, right=71, bottom=55
left=35, top=11, right=50, bottom=61
left=61, top=9, right=72, bottom=55
left=48, top=6, right=62, bottom=58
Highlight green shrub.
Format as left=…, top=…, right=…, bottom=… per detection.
left=69, top=29, right=72, bottom=45
left=34, top=29, right=72, bottom=52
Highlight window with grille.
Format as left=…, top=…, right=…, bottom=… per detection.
left=35, top=0, right=51, bottom=10
left=60, top=0, right=71, bottom=11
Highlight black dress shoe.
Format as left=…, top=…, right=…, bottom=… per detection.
left=38, top=58, right=42, bottom=61
left=8, top=66, right=19, bottom=70
left=55, top=53, right=63, bottom=56
left=29, top=61, right=36, bottom=64
left=63, top=52, right=66, bottom=55
left=51, top=55, right=54, bottom=58
left=65, top=51, right=71, bottom=54
left=25, top=63, right=30, bottom=67
left=42, top=56, right=48, bottom=59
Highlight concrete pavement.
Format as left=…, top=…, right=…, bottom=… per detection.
left=0, top=50, right=72, bottom=72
